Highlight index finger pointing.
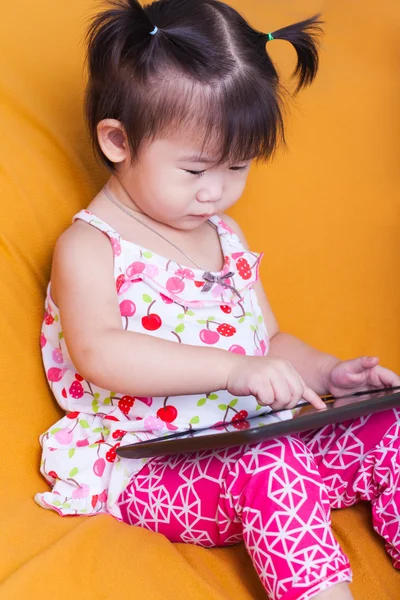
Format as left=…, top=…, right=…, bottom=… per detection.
left=302, top=387, right=327, bottom=410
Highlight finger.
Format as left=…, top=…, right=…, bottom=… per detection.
left=284, top=365, right=326, bottom=410
left=283, top=370, right=321, bottom=410
left=347, top=356, right=379, bottom=374
left=270, top=377, right=293, bottom=410
left=285, top=370, right=306, bottom=404
left=280, top=362, right=307, bottom=403
left=369, top=366, right=400, bottom=388
left=302, top=387, right=327, bottom=410
left=256, top=380, right=276, bottom=407
left=285, top=395, right=308, bottom=410
left=283, top=373, right=309, bottom=410
left=365, top=367, right=385, bottom=389
left=346, top=371, right=369, bottom=384
left=360, top=356, right=379, bottom=365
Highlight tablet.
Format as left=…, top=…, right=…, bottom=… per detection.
left=116, top=386, right=400, bottom=459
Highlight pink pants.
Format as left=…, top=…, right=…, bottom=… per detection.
left=118, top=408, right=400, bottom=600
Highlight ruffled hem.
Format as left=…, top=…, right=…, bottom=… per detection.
left=37, top=409, right=158, bottom=520
left=34, top=490, right=123, bottom=520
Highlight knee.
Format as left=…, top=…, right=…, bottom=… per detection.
left=224, top=436, right=319, bottom=508
left=241, top=435, right=316, bottom=473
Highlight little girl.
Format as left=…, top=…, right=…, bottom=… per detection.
left=36, top=1, right=400, bottom=599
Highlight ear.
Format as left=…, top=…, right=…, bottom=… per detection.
left=97, top=119, right=130, bottom=164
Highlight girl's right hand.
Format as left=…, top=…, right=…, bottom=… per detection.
left=226, top=356, right=327, bottom=411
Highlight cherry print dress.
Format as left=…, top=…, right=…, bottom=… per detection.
left=35, top=210, right=292, bottom=520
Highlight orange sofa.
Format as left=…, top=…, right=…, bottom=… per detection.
left=1, top=0, right=399, bottom=598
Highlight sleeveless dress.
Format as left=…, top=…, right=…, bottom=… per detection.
left=35, top=209, right=292, bottom=520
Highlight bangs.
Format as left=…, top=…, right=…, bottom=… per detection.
left=122, top=69, right=286, bottom=165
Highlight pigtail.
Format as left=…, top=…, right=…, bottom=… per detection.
left=86, top=0, right=158, bottom=79
left=87, top=0, right=223, bottom=80
left=265, top=15, right=323, bottom=94
left=145, top=0, right=230, bottom=77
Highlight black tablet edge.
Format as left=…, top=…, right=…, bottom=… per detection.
left=118, top=385, right=400, bottom=450
left=117, top=389, right=400, bottom=459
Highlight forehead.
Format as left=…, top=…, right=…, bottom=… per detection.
left=141, top=128, right=223, bottom=163
left=140, top=125, right=256, bottom=166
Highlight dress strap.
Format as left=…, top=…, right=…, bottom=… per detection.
left=72, top=210, right=125, bottom=274
left=208, top=215, right=247, bottom=252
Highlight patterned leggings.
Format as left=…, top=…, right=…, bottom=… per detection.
left=118, top=408, right=400, bottom=600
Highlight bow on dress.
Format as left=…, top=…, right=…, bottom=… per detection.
left=201, top=271, right=242, bottom=300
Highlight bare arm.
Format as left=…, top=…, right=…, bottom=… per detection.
left=51, top=219, right=325, bottom=410
left=51, top=222, right=241, bottom=397
left=267, top=334, right=339, bottom=396
left=222, top=215, right=340, bottom=395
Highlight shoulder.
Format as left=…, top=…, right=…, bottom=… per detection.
left=53, top=219, right=113, bottom=263
left=51, top=220, right=115, bottom=305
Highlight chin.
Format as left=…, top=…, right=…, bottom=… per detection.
left=165, top=215, right=204, bottom=231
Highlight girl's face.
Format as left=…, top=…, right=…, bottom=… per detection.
left=102, top=124, right=252, bottom=230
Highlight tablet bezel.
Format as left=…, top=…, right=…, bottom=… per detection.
left=116, top=387, right=400, bottom=459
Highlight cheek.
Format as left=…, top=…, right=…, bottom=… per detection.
left=227, top=176, right=247, bottom=200
left=217, top=177, right=248, bottom=212
left=144, top=173, right=195, bottom=217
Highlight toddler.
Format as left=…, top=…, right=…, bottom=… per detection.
left=36, top=1, right=400, bottom=599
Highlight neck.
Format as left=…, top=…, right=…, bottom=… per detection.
left=106, top=176, right=144, bottom=215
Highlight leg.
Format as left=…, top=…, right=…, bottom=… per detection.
left=312, top=584, right=353, bottom=599
left=224, top=436, right=351, bottom=599
left=300, top=408, right=400, bottom=568
left=118, top=436, right=352, bottom=600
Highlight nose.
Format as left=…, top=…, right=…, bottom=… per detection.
left=196, top=175, right=224, bottom=204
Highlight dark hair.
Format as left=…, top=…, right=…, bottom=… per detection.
left=85, top=0, right=323, bottom=170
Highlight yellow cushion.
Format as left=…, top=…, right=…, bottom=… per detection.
left=0, top=0, right=399, bottom=598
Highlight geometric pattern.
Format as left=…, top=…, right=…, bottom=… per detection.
left=300, top=407, right=400, bottom=570
left=118, top=408, right=400, bottom=599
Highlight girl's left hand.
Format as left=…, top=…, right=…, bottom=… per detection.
left=327, top=356, right=400, bottom=398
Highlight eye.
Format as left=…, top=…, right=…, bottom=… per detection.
left=185, top=169, right=206, bottom=177
left=229, top=165, right=249, bottom=171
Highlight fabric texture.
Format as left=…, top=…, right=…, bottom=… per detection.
left=118, top=409, right=400, bottom=598
left=36, top=209, right=286, bottom=518
left=119, top=437, right=352, bottom=600
left=1, top=0, right=400, bottom=598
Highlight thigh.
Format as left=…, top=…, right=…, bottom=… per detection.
left=117, top=446, right=245, bottom=546
left=299, top=407, right=400, bottom=505
left=117, top=434, right=322, bottom=548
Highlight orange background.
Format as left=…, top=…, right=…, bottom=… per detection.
left=2, top=0, right=399, bottom=369
left=0, top=0, right=399, bottom=598
left=231, top=1, right=400, bottom=370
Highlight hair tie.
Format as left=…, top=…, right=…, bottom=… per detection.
left=267, top=32, right=274, bottom=42
left=150, top=25, right=158, bottom=36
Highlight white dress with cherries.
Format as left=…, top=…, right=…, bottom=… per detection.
left=35, top=210, right=291, bottom=520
